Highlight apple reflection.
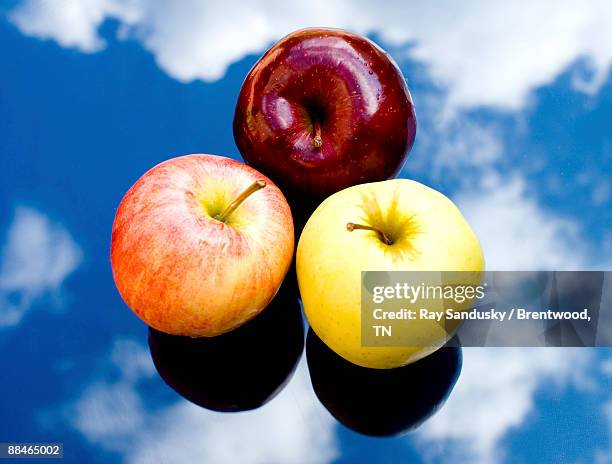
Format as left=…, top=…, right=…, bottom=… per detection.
left=306, top=330, right=462, bottom=437
left=148, top=278, right=304, bottom=412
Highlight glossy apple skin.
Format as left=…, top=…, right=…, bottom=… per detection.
left=234, top=28, right=417, bottom=200
left=297, top=179, right=484, bottom=368
left=148, top=276, right=304, bottom=412
left=110, top=154, right=294, bottom=337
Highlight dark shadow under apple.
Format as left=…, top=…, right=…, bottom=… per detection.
left=306, top=329, right=462, bottom=437
left=286, top=194, right=323, bottom=238
left=148, top=278, right=304, bottom=412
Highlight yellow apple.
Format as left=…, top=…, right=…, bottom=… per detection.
left=297, top=179, right=484, bottom=369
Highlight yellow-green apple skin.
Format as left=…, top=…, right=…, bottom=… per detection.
left=111, top=154, right=294, bottom=337
left=297, top=179, right=484, bottom=369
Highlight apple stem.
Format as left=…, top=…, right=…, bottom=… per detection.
left=216, top=180, right=267, bottom=223
left=346, top=222, right=393, bottom=245
left=312, top=120, right=323, bottom=148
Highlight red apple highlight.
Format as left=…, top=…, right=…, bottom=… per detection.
left=110, top=154, right=294, bottom=337
left=234, top=28, right=417, bottom=200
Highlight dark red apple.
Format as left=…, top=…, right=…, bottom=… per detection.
left=233, top=28, right=417, bottom=200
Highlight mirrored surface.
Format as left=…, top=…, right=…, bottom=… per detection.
left=148, top=279, right=304, bottom=412
left=1, top=4, right=611, bottom=464
left=307, top=331, right=462, bottom=437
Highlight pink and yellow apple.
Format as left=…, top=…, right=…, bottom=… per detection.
left=111, top=154, right=294, bottom=337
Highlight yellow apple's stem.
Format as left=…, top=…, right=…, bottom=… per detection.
left=216, top=180, right=266, bottom=223
left=312, top=120, right=323, bottom=148
left=346, top=222, right=393, bottom=245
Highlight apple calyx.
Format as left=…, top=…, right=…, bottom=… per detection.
left=312, top=120, right=323, bottom=148
left=216, top=180, right=267, bottom=223
left=346, top=222, right=393, bottom=245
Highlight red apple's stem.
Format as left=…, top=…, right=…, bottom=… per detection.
left=312, top=120, right=323, bottom=148
left=346, top=222, right=393, bottom=245
left=216, top=180, right=267, bottom=223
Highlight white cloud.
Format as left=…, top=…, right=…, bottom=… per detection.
left=0, top=207, right=82, bottom=327
left=8, top=0, right=142, bottom=52
left=455, top=172, right=587, bottom=271
left=125, top=372, right=337, bottom=464
left=73, top=380, right=147, bottom=446
left=8, top=0, right=612, bottom=111
left=109, top=338, right=156, bottom=381
left=408, top=109, right=604, bottom=463
left=416, top=348, right=595, bottom=464
left=68, top=340, right=338, bottom=464
left=406, top=112, right=503, bottom=183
